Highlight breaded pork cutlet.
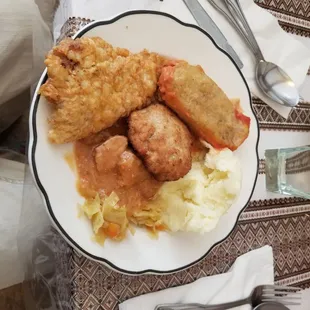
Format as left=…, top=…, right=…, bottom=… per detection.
left=128, top=104, right=192, bottom=182
left=158, top=62, right=250, bottom=151
left=39, top=37, right=158, bottom=144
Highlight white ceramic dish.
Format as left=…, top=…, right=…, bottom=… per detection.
left=28, top=11, right=259, bottom=275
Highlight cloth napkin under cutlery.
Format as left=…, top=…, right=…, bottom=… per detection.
left=118, top=246, right=273, bottom=310
left=54, top=0, right=310, bottom=118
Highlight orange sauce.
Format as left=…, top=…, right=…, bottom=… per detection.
left=74, top=119, right=162, bottom=216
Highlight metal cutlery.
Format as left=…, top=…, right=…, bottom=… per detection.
left=155, top=284, right=301, bottom=310
left=207, top=0, right=300, bottom=107
left=182, top=0, right=243, bottom=69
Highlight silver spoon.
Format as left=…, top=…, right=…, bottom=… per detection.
left=208, top=0, right=300, bottom=107
left=254, top=302, right=290, bottom=310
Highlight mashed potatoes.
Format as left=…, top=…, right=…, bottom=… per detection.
left=148, top=146, right=241, bottom=233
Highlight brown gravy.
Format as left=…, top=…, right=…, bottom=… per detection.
left=74, top=119, right=162, bottom=216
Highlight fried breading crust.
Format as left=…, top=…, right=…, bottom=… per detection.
left=128, top=104, right=192, bottom=181
left=39, top=37, right=158, bottom=143
left=158, top=62, right=250, bottom=151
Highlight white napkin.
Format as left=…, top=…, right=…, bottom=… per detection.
left=54, top=0, right=310, bottom=118
left=119, top=246, right=274, bottom=310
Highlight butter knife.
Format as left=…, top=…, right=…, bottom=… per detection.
left=183, top=0, right=243, bottom=69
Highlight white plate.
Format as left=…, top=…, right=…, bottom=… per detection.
left=29, top=11, right=259, bottom=275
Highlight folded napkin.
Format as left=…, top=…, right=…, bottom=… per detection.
left=54, top=0, right=310, bottom=118
left=119, top=246, right=273, bottom=310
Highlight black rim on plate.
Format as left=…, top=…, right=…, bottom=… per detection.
left=30, top=10, right=260, bottom=275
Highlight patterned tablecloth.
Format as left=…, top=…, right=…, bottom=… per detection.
left=33, top=1, right=310, bottom=309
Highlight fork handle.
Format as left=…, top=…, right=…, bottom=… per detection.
left=225, top=0, right=264, bottom=61
left=157, top=298, right=250, bottom=310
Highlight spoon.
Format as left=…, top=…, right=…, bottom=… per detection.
left=208, top=0, right=300, bottom=107
left=254, top=301, right=290, bottom=310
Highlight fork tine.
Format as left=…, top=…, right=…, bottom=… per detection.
left=262, top=300, right=301, bottom=306
left=263, top=290, right=301, bottom=295
left=262, top=298, right=301, bottom=305
left=263, top=290, right=302, bottom=294
left=263, top=294, right=302, bottom=299
left=263, top=285, right=301, bottom=291
left=263, top=292, right=302, bottom=296
left=262, top=296, right=301, bottom=300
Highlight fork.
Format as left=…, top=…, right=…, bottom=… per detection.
left=155, top=285, right=301, bottom=310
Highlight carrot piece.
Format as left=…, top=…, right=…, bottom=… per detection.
left=105, top=223, right=121, bottom=239
left=155, top=224, right=166, bottom=231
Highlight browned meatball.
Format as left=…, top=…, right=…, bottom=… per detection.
left=128, top=104, right=192, bottom=181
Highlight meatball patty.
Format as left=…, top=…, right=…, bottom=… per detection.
left=128, top=104, right=192, bottom=181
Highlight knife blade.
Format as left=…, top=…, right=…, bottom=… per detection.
left=182, top=0, right=243, bottom=69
